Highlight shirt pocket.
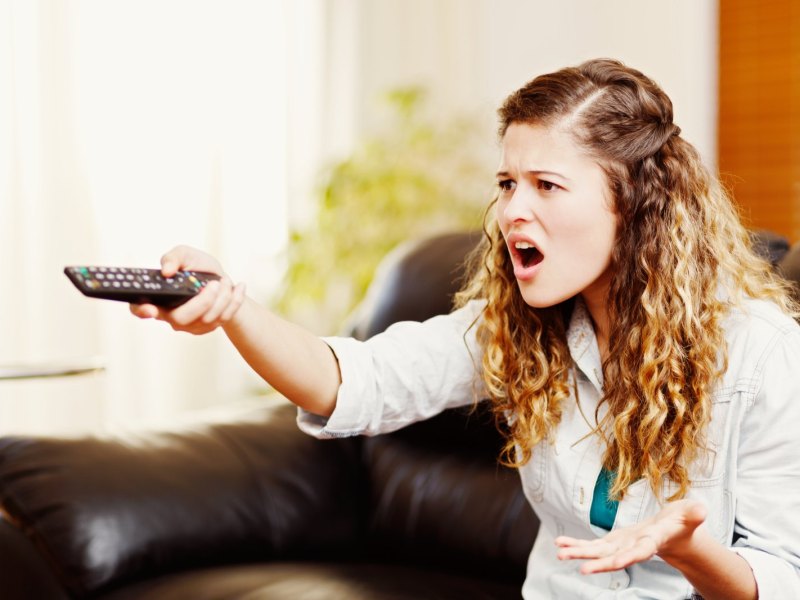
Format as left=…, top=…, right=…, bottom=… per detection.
left=689, top=387, right=737, bottom=481
left=688, top=393, right=737, bottom=545
left=647, top=394, right=737, bottom=546
left=685, top=475, right=733, bottom=545
left=629, top=474, right=731, bottom=553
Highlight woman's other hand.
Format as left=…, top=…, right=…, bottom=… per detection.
left=554, top=499, right=708, bottom=574
left=129, top=245, right=246, bottom=335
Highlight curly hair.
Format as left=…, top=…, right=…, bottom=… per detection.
left=457, top=58, right=797, bottom=501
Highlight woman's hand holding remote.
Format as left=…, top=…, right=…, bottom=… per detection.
left=129, top=245, right=247, bottom=335
left=130, top=244, right=340, bottom=417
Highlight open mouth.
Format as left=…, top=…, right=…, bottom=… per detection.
left=514, top=241, right=544, bottom=268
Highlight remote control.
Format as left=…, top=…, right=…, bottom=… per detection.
left=64, top=266, right=221, bottom=308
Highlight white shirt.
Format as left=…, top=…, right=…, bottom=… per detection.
left=297, top=297, right=800, bottom=599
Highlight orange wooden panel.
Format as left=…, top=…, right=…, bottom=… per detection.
left=718, top=0, right=800, bottom=241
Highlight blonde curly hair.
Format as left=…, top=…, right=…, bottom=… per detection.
left=457, top=59, right=797, bottom=501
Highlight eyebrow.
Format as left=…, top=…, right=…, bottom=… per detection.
left=495, top=169, right=571, bottom=182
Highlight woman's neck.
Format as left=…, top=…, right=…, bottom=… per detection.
left=581, top=291, right=611, bottom=362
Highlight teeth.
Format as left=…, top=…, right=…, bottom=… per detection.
left=515, top=241, right=535, bottom=250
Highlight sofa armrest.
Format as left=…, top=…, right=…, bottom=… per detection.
left=0, top=517, right=69, bottom=600
left=0, top=398, right=365, bottom=597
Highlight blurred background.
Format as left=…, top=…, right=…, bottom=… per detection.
left=0, top=0, right=795, bottom=434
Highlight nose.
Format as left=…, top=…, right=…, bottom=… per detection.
left=500, top=185, right=535, bottom=224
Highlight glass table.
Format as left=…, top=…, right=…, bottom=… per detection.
left=0, top=357, right=105, bottom=381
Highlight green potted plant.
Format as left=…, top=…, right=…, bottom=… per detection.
left=275, top=87, right=491, bottom=333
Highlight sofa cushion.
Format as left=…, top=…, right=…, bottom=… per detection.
left=97, top=562, right=523, bottom=600
left=362, top=403, right=537, bottom=584
left=0, top=401, right=365, bottom=597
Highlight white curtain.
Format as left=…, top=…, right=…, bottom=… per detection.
left=0, top=0, right=330, bottom=434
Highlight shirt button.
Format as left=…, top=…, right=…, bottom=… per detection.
left=610, top=580, right=621, bottom=590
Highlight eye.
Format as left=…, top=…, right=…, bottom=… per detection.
left=497, top=179, right=516, bottom=193
left=538, top=179, right=561, bottom=192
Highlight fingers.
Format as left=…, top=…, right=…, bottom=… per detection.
left=155, top=278, right=244, bottom=334
left=168, top=280, right=223, bottom=327
left=556, top=533, right=658, bottom=574
left=554, top=536, right=597, bottom=548
left=556, top=538, right=616, bottom=560
left=576, top=536, right=657, bottom=574
left=220, top=282, right=246, bottom=322
left=130, top=303, right=161, bottom=319
left=129, top=278, right=244, bottom=334
left=202, top=279, right=235, bottom=324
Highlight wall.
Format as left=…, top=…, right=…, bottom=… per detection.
left=346, top=0, right=718, bottom=172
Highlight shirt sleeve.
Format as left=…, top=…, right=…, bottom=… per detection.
left=731, top=324, right=800, bottom=597
left=296, top=300, right=487, bottom=439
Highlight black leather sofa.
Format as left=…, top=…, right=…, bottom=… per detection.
left=1, top=230, right=797, bottom=600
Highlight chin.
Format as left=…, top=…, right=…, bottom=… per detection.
left=516, top=285, right=570, bottom=309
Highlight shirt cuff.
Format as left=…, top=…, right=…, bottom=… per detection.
left=733, top=547, right=800, bottom=598
left=296, top=336, right=372, bottom=439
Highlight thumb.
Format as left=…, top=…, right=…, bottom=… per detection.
left=160, top=246, right=189, bottom=277
left=684, top=500, right=707, bottom=528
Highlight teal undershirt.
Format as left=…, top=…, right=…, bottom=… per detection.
left=589, top=467, right=619, bottom=531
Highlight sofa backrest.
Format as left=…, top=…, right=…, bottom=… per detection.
left=778, top=240, right=800, bottom=298
left=344, top=231, right=539, bottom=583
left=343, top=231, right=484, bottom=341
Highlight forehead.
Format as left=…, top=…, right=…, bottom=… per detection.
left=498, top=122, right=598, bottom=173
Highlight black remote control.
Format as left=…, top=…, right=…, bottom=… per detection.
left=64, top=266, right=221, bottom=308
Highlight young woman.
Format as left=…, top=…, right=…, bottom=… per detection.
left=131, top=59, right=800, bottom=599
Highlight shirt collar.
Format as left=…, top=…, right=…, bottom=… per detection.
left=566, top=297, right=604, bottom=392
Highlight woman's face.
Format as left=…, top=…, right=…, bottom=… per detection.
left=495, top=122, right=617, bottom=310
